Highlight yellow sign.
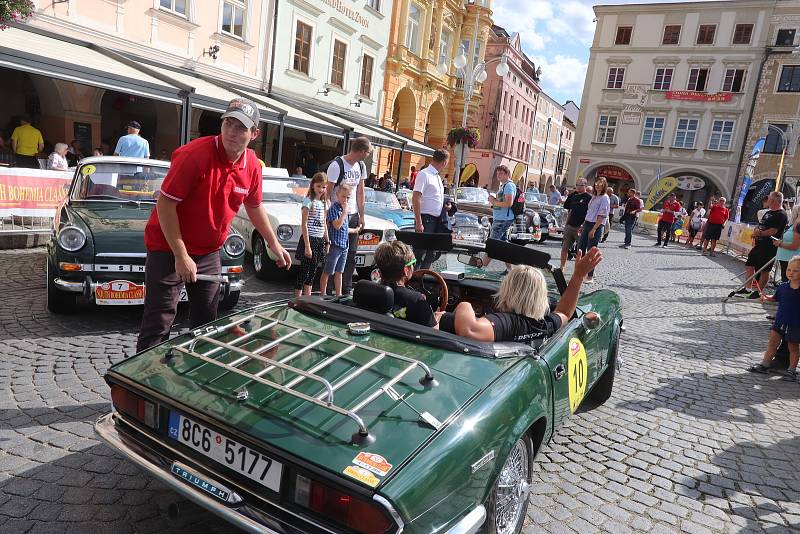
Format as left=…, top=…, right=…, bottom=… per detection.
left=80, top=165, right=96, bottom=176
left=343, top=465, right=380, bottom=487
left=460, top=163, right=477, bottom=185
left=674, top=229, right=683, bottom=236
left=512, top=162, right=525, bottom=181
left=644, top=176, right=678, bottom=210
left=568, top=338, right=588, bottom=413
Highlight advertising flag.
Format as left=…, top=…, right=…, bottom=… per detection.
left=643, top=170, right=678, bottom=210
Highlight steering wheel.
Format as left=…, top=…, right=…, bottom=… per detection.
left=408, top=269, right=449, bottom=313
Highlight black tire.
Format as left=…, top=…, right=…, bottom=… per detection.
left=484, top=434, right=533, bottom=534
left=46, top=262, right=76, bottom=314
left=587, top=334, right=618, bottom=404
left=218, top=290, right=240, bottom=310
left=252, top=234, right=279, bottom=281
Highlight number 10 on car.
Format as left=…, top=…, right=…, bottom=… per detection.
left=568, top=338, right=588, bottom=413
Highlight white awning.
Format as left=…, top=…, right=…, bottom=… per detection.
left=0, top=26, right=182, bottom=103
left=236, top=90, right=345, bottom=139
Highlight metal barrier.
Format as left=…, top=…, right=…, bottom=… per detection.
left=0, top=215, right=53, bottom=233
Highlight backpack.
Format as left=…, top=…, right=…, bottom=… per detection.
left=511, top=184, right=526, bottom=217
left=327, top=156, right=366, bottom=187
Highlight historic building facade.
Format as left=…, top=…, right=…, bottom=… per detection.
left=530, top=92, right=565, bottom=190
left=568, top=0, right=776, bottom=205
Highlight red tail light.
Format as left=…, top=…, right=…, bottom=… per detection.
left=110, top=385, right=158, bottom=429
left=294, top=474, right=392, bottom=534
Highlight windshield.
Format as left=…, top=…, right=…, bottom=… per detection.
left=262, top=177, right=306, bottom=203
left=365, top=188, right=401, bottom=210
left=71, top=163, right=169, bottom=202
left=455, top=187, right=489, bottom=203
left=454, top=213, right=479, bottom=226
left=525, top=192, right=549, bottom=204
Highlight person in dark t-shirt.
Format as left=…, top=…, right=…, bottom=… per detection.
left=449, top=247, right=602, bottom=343
left=374, top=241, right=436, bottom=327
left=739, top=192, right=788, bottom=299
left=560, top=179, right=592, bottom=270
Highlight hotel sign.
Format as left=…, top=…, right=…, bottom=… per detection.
left=322, top=0, right=369, bottom=28
left=666, top=91, right=732, bottom=102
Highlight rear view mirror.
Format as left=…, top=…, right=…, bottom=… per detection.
left=582, top=312, right=601, bottom=330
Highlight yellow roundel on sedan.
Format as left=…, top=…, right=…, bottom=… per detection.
left=568, top=338, right=588, bottom=413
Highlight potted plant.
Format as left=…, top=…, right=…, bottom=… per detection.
left=0, top=0, right=35, bottom=30
left=447, top=127, right=481, bottom=149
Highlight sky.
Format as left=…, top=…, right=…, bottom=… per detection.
left=491, top=0, right=717, bottom=107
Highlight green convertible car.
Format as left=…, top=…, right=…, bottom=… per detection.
left=95, top=235, right=622, bottom=534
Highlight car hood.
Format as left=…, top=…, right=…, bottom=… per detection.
left=108, top=303, right=515, bottom=489
left=364, top=205, right=416, bottom=229
left=70, top=202, right=153, bottom=254
left=264, top=201, right=398, bottom=230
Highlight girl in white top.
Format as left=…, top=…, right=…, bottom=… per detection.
left=577, top=177, right=610, bottom=283
left=688, top=202, right=706, bottom=246
left=295, top=172, right=329, bottom=297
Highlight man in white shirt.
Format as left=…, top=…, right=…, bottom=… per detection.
left=412, top=149, right=450, bottom=268
left=326, top=136, right=371, bottom=294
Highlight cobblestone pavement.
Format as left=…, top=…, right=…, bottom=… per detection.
left=0, top=228, right=798, bottom=533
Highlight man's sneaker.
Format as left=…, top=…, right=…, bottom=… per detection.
left=748, top=363, right=770, bottom=373
left=781, top=369, right=798, bottom=381
left=618, top=244, right=627, bottom=248
left=623, top=245, right=631, bottom=249
left=662, top=244, right=668, bottom=248
left=653, top=242, right=661, bottom=247
left=735, top=288, right=750, bottom=294
left=747, top=290, right=761, bottom=300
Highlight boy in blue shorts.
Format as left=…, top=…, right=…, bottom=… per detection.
left=319, top=184, right=352, bottom=296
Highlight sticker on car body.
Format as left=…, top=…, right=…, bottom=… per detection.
left=343, top=465, right=380, bottom=487
left=352, top=452, right=392, bottom=477
left=568, top=338, right=588, bottom=413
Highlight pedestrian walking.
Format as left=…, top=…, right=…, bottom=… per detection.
left=654, top=193, right=681, bottom=247
left=10, top=116, right=43, bottom=169
left=601, top=187, right=621, bottom=242
left=619, top=188, right=643, bottom=249
left=294, top=172, right=329, bottom=297
left=484, top=165, right=516, bottom=271
left=736, top=192, right=788, bottom=299
left=136, top=98, right=291, bottom=352
left=560, top=178, right=591, bottom=269
left=319, top=184, right=353, bottom=297
left=114, top=121, right=150, bottom=158
left=326, top=136, right=371, bottom=295
left=577, top=177, right=610, bottom=283
left=412, top=149, right=450, bottom=269
left=700, top=197, right=729, bottom=256
left=775, top=205, right=800, bottom=282
left=47, top=142, right=69, bottom=170
left=687, top=202, right=706, bottom=247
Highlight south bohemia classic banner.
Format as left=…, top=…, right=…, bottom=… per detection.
left=0, top=168, right=72, bottom=217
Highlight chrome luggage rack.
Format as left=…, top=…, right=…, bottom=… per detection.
left=164, top=312, right=438, bottom=444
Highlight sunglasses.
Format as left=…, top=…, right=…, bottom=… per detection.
left=405, top=258, right=417, bottom=267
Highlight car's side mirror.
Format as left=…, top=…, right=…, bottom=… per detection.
left=582, top=311, right=601, bottom=330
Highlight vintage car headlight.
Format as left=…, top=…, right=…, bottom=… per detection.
left=223, top=233, right=246, bottom=256
left=57, top=226, right=86, bottom=252
left=531, top=213, right=541, bottom=227
left=383, top=228, right=396, bottom=242
left=276, top=225, right=293, bottom=241
left=480, top=216, right=490, bottom=227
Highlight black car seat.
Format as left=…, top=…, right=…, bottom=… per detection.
left=352, top=280, right=394, bottom=316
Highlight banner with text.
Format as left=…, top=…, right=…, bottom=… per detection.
left=643, top=175, right=678, bottom=210
left=665, top=91, right=733, bottom=102
left=0, top=168, right=72, bottom=217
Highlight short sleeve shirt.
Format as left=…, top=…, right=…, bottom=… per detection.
left=484, top=312, right=563, bottom=343
left=413, top=166, right=444, bottom=216
left=609, top=194, right=621, bottom=208
left=11, top=124, right=43, bottom=156
left=114, top=134, right=150, bottom=158
left=327, top=158, right=364, bottom=213
left=564, top=192, right=592, bottom=227
left=585, top=194, right=610, bottom=224
left=756, top=209, right=788, bottom=246
left=327, top=201, right=349, bottom=249
left=493, top=181, right=517, bottom=221
left=548, top=191, right=562, bottom=205
left=774, top=282, right=800, bottom=326
left=390, top=285, right=435, bottom=327
left=707, top=205, right=729, bottom=225
left=302, top=198, right=326, bottom=238
left=144, top=135, right=262, bottom=255
left=624, top=197, right=643, bottom=216
left=776, top=224, right=800, bottom=262
left=659, top=200, right=681, bottom=223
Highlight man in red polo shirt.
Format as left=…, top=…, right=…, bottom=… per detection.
left=137, top=97, right=291, bottom=351
left=654, top=192, right=681, bottom=248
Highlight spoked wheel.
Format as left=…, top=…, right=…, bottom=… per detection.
left=486, top=435, right=532, bottom=534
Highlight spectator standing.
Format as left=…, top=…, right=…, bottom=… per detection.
left=737, top=192, right=788, bottom=299
left=654, top=193, right=681, bottom=247
left=294, top=173, right=328, bottom=297
left=560, top=178, right=591, bottom=269
left=577, top=178, right=610, bottom=283
left=319, top=184, right=352, bottom=297
left=700, top=197, right=729, bottom=256
left=485, top=165, right=516, bottom=271
left=291, top=167, right=306, bottom=179
left=326, top=136, right=371, bottom=295
left=114, top=121, right=150, bottom=158
left=529, top=183, right=540, bottom=195
left=365, top=173, right=377, bottom=189
left=10, top=116, right=43, bottom=169
left=619, top=188, right=643, bottom=249
left=687, top=202, right=706, bottom=247
left=47, top=143, right=69, bottom=170
left=408, top=166, right=418, bottom=189
left=412, top=149, right=450, bottom=268
left=602, top=186, right=621, bottom=242
left=775, top=205, right=800, bottom=282
left=92, top=147, right=104, bottom=157
left=65, top=140, right=84, bottom=167
left=547, top=184, right=563, bottom=206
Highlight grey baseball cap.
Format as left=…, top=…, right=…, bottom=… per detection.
left=221, top=97, right=260, bottom=129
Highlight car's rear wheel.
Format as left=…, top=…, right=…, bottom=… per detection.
left=485, top=434, right=532, bottom=534
left=587, top=334, right=619, bottom=404
left=253, top=234, right=278, bottom=280
left=218, top=290, right=240, bottom=310
left=46, top=261, right=76, bottom=314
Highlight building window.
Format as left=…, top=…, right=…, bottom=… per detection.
left=697, top=24, right=716, bottom=45
left=732, top=23, right=753, bottom=45
left=160, top=0, right=186, bottom=15
left=688, top=68, right=709, bottom=91
left=776, top=29, right=796, bottom=46
left=514, top=101, right=519, bottom=118
left=673, top=118, right=699, bottom=148
left=439, top=30, right=451, bottom=64
left=641, top=117, right=665, bottom=146
left=331, top=40, right=347, bottom=88
left=653, top=67, right=673, bottom=90
left=293, top=21, right=312, bottom=75
left=406, top=4, right=422, bottom=53
left=722, top=68, right=746, bottom=92
left=662, top=25, right=681, bottom=45
left=221, top=1, right=246, bottom=38
left=606, top=67, right=625, bottom=89
left=708, top=120, right=735, bottom=151
left=778, top=65, right=800, bottom=92
left=359, top=54, right=374, bottom=98
left=764, top=124, right=788, bottom=154
left=596, top=115, right=618, bottom=144
left=367, top=0, right=381, bottom=12
left=615, top=26, right=632, bottom=45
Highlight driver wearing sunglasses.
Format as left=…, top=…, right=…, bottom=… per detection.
left=373, top=241, right=437, bottom=328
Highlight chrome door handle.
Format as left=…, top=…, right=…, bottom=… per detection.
left=554, top=364, right=566, bottom=380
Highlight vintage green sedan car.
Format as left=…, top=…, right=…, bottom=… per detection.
left=46, top=157, right=245, bottom=313
left=95, top=235, right=622, bottom=534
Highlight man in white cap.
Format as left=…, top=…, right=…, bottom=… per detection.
left=137, top=97, right=291, bottom=351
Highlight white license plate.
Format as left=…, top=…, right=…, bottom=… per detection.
left=167, top=412, right=283, bottom=492
left=355, top=255, right=366, bottom=266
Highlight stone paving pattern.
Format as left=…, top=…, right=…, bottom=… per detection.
left=0, top=228, right=797, bottom=533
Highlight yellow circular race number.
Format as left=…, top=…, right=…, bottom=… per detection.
left=568, top=338, right=588, bottom=413
left=81, top=165, right=96, bottom=176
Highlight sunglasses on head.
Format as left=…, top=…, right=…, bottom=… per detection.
left=405, top=258, right=417, bottom=267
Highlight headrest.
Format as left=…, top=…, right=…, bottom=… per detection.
left=485, top=238, right=552, bottom=270
left=353, top=280, right=394, bottom=315
left=395, top=230, right=453, bottom=251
